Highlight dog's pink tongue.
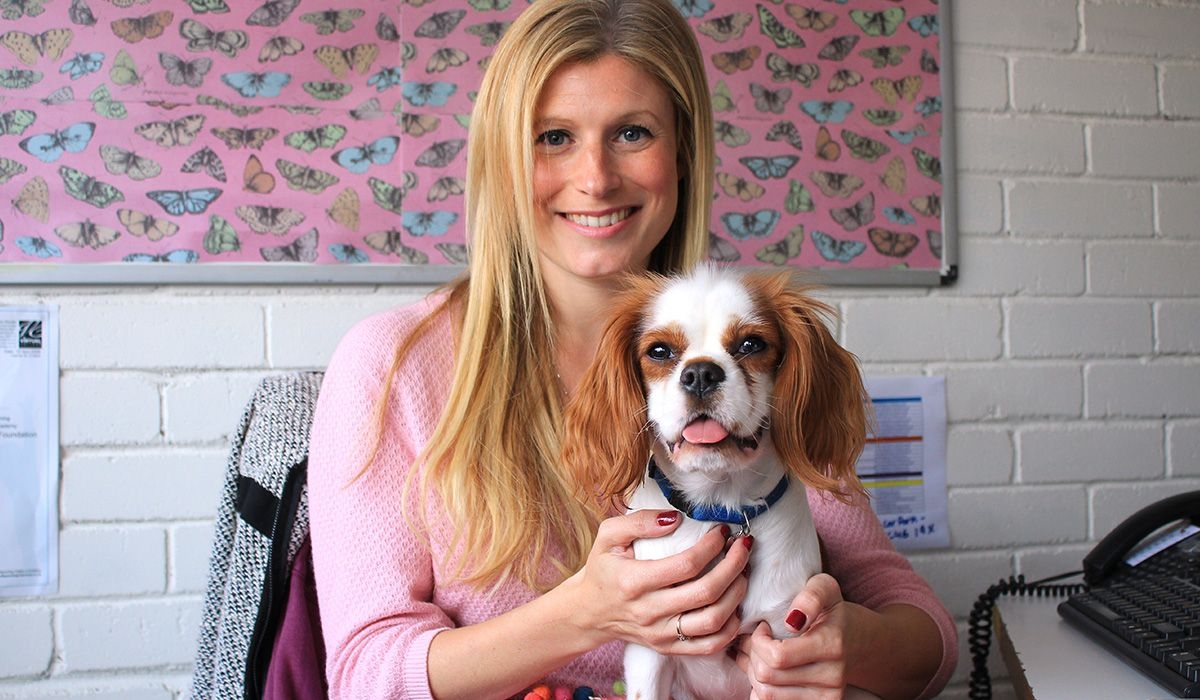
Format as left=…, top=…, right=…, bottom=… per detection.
left=682, top=418, right=729, bottom=445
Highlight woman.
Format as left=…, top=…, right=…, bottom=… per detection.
left=308, top=0, right=957, bottom=698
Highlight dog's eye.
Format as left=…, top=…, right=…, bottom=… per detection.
left=735, top=336, right=766, bottom=357
left=647, top=343, right=674, bottom=362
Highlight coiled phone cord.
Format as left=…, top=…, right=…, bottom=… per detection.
left=967, top=571, right=1087, bottom=699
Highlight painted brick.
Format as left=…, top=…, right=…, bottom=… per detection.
left=1159, top=301, right=1200, bottom=354
left=171, top=522, right=215, bottom=594
left=1091, top=123, right=1200, bottom=179
left=59, top=526, right=165, bottom=597
left=1007, top=299, right=1152, bottom=358
left=61, top=451, right=225, bottom=522
left=0, top=608, right=53, bottom=677
left=955, top=175, right=1004, bottom=235
left=1162, top=64, right=1200, bottom=119
left=1008, top=181, right=1153, bottom=239
left=1168, top=421, right=1200, bottom=478
left=0, top=1, right=1197, bottom=693
left=952, top=239, right=1084, bottom=297
left=1085, top=1, right=1200, bottom=58
left=943, top=364, right=1082, bottom=421
left=60, top=300, right=265, bottom=369
left=947, top=426, right=1013, bottom=486
left=949, top=486, right=1087, bottom=548
left=843, top=299, right=1001, bottom=362
left=1018, top=423, right=1163, bottom=483
left=1016, top=544, right=1094, bottom=580
left=908, top=551, right=1012, bottom=617
left=953, top=50, right=1009, bottom=111
left=162, top=372, right=263, bottom=444
left=269, top=291, right=426, bottom=368
left=1091, top=480, right=1200, bottom=539
left=0, top=682, right=178, bottom=700
left=1087, top=362, right=1200, bottom=418
left=1159, top=184, right=1200, bottom=240
left=956, top=115, right=1086, bottom=175
left=58, top=599, right=202, bottom=673
left=1012, top=56, right=1157, bottom=116
left=60, top=373, right=160, bottom=446
left=954, top=0, right=1078, bottom=50
left=1089, top=241, right=1200, bottom=297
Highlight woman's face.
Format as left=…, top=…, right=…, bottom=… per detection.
left=531, top=54, right=680, bottom=284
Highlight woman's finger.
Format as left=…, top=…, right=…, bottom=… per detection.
left=592, top=508, right=682, bottom=553
left=781, top=573, right=843, bottom=636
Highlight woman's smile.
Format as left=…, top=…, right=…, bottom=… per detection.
left=562, top=206, right=638, bottom=231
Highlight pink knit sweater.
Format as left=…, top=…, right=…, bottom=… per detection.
left=308, top=294, right=958, bottom=699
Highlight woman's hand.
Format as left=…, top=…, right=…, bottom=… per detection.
left=565, top=509, right=752, bottom=657
left=734, top=574, right=942, bottom=700
left=734, top=573, right=851, bottom=698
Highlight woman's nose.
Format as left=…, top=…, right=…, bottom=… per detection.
left=574, top=142, right=621, bottom=197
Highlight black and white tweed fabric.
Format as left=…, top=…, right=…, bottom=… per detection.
left=189, top=371, right=324, bottom=700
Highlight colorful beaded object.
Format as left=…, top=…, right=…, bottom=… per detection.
left=517, top=680, right=626, bottom=700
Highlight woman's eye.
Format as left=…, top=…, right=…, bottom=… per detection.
left=647, top=343, right=673, bottom=361
left=619, top=125, right=651, bottom=143
left=537, top=129, right=569, bottom=148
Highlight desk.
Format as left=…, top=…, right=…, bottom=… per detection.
left=995, top=596, right=1177, bottom=699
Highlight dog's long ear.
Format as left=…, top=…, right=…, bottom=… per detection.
left=753, top=272, right=868, bottom=497
left=562, top=275, right=664, bottom=509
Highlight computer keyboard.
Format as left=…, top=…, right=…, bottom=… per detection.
left=1058, top=528, right=1200, bottom=698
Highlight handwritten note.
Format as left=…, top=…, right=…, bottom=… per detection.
left=859, top=376, right=949, bottom=550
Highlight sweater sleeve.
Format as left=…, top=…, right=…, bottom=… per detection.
left=308, top=299, right=454, bottom=700
left=809, top=490, right=958, bottom=700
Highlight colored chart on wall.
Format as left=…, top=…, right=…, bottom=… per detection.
left=0, top=0, right=954, bottom=285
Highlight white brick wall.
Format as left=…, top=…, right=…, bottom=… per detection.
left=2, top=1, right=1200, bottom=697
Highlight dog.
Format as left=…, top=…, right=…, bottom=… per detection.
left=563, top=264, right=869, bottom=700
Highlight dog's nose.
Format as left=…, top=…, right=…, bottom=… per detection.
left=680, top=361, right=725, bottom=398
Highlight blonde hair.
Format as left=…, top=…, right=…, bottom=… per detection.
left=388, top=0, right=713, bottom=591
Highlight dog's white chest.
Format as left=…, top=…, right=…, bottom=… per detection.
left=623, top=477, right=822, bottom=700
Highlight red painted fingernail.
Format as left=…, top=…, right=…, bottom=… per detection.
left=786, top=609, right=807, bottom=630
left=740, top=535, right=755, bottom=550
left=656, top=511, right=679, bottom=526
left=720, top=524, right=732, bottom=538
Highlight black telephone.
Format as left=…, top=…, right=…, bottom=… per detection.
left=1058, top=491, right=1200, bottom=698
left=1080, top=489, right=1200, bottom=587
left=969, top=491, right=1200, bottom=700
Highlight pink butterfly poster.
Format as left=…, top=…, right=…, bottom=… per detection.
left=0, top=0, right=952, bottom=285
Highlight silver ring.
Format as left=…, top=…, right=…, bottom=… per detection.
left=676, top=612, right=690, bottom=642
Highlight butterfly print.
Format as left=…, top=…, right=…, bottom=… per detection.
left=0, top=0, right=942, bottom=273
left=261, top=227, right=318, bottom=261
left=812, top=229, right=865, bottom=264
left=721, top=209, right=781, bottom=240
left=118, top=208, right=179, bottom=241
left=696, top=12, right=752, bottom=42
left=55, top=218, right=120, bottom=248
left=830, top=193, right=875, bottom=232
left=756, top=225, right=803, bottom=266
left=146, top=187, right=221, bottom=215
left=19, top=122, right=95, bottom=162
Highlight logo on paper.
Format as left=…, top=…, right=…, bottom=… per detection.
left=18, top=320, right=42, bottom=349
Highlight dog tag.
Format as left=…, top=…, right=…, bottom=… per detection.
left=732, top=511, right=752, bottom=538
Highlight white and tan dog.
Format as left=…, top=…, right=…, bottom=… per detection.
left=564, top=264, right=869, bottom=700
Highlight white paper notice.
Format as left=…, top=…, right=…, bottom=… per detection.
left=0, top=305, right=59, bottom=597
left=858, top=376, right=949, bottom=550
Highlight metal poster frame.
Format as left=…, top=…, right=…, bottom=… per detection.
left=0, top=0, right=955, bottom=286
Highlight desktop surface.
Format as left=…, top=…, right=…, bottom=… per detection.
left=996, top=596, right=1180, bottom=699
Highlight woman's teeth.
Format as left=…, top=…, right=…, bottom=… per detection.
left=566, top=208, right=631, bottom=228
